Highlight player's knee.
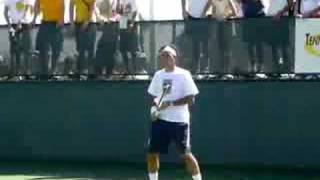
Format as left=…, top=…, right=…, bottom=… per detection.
left=147, top=153, right=159, bottom=162
left=180, top=152, right=193, bottom=161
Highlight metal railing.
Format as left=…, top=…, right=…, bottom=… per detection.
left=0, top=17, right=298, bottom=80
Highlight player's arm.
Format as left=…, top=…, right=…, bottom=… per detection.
left=159, top=95, right=195, bottom=110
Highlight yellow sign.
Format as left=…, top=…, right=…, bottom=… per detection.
left=305, top=33, right=320, bottom=57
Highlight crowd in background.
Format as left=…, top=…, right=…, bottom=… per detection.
left=1, top=0, right=320, bottom=81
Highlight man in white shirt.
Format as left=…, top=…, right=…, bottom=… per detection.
left=146, top=45, right=202, bottom=180
left=181, top=0, right=211, bottom=74
left=4, top=0, right=34, bottom=79
left=95, top=0, right=119, bottom=78
left=265, top=0, right=294, bottom=75
left=117, top=0, right=139, bottom=75
left=211, top=0, right=239, bottom=75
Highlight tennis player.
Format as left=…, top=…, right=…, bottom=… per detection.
left=146, top=45, right=202, bottom=180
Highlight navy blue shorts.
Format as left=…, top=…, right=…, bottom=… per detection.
left=148, top=119, right=191, bottom=154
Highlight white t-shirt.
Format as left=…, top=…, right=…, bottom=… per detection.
left=186, top=0, right=209, bottom=18
left=300, top=0, right=320, bottom=13
left=4, top=0, right=34, bottom=24
left=148, top=67, right=199, bottom=124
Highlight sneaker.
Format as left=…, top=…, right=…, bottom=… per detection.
left=254, top=73, right=268, bottom=79
left=80, top=75, right=88, bottom=81
left=222, top=74, right=235, bottom=80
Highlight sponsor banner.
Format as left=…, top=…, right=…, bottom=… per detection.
left=295, top=19, right=320, bottom=73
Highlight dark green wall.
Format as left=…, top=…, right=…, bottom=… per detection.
left=0, top=81, right=319, bottom=167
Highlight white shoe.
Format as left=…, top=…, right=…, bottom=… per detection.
left=255, top=73, right=268, bottom=79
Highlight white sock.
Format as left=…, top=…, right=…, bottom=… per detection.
left=192, top=173, right=202, bottom=180
left=149, top=172, right=158, bottom=180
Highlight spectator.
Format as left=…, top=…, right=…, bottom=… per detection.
left=211, top=0, right=240, bottom=76
left=33, top=0, right=64, bottom=79
left=117, top=0, right=139, bottom=75
left=241, top=0, right=266, bottom=75
left=266, top=0, right=295, bottom=76
left=95, top=0, right=120, bottom=79
left=70, top=0, right=97, bottom=79
left=181, top=0, right=211, bottom=74
left=4, top=0, right=34, bottom=80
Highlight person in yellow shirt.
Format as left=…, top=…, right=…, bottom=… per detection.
left=70, top=0, right=96, bottom=79
left=33, top=0, right=64, bottom=80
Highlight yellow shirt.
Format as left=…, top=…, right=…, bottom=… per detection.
left=73, top=0, right=95, bottom=23
left=40, top=0, right=63, bottom=22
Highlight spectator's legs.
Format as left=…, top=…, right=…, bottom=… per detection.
left=130, top=51, right=137, bottom=74
left=256, top=42, right=264, bottom=73
left=121, top=51, right=130, bottom=74
left=105, top=46, right=117, bottom=77
left=271, top=44, right=280, bottom=74
left=248, top=42, right=256, bottom=73
left=75, top=24, right=85, bottom=75
left=21, top=25, right=32, bottom=75
left=281, top=43, right=291, bottom=73
left=15, top=33, right=23, bottom=76
left=87, top=24, right=97, bottom=75
left=191, top=38, right=201, bottom=74
left=51, top=25, right=63, bottom=75
left=201, top=39, right=209, bottom=72
left=217, top=22, right=226, bottom=75
left=38, top=23, right=50, bottom=78
left=94, top=38, right=105, bottom=76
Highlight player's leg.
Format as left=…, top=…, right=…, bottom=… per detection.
left=174, top=123, right=202, bottom=180
left=146, top=153, right=159, bottom=180
left=182, top=152, right=202, bottom=180
left=146, top=120, right=170, bottom=180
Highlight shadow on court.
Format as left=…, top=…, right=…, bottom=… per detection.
left=0, top=161, right=319, bottom=180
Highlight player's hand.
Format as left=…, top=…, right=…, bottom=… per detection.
left=150, top=106, right=159, bottom=121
